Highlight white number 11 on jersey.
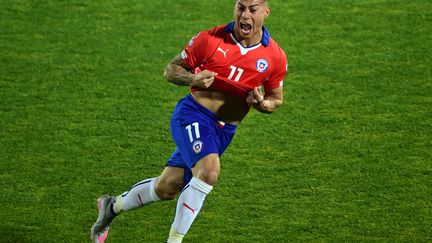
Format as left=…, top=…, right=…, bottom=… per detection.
left=185, top=122, right=200, bottom=142
left=228, top=65, right=244, bottom=82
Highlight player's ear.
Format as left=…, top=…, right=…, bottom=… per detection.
left=264, top=5, right=270, bottom=18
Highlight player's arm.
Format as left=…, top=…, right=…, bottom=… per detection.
left=164, top=53, right=217, bottom=88
left=247, top=86, right=283, bottom=113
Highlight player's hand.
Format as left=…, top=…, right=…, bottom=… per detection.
left=191, top=70, right=218, bottom=88
left=246, top=86, right=264, bottom=106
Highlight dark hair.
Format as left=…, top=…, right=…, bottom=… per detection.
left=236, top=0, right=269, bottom=6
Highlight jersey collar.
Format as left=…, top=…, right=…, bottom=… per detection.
left=225, top=21, right=270, bottom=47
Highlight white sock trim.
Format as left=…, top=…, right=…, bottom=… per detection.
left=189, top=177, right=213, bottom=195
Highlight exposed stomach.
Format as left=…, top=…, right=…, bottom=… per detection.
left=191, top=90, right=250, bottom=125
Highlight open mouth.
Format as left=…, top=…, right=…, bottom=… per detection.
left=240, top=23, right=252, bottom=34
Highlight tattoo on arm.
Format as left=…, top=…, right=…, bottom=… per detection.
left=164, top=54, right=193, bottom=86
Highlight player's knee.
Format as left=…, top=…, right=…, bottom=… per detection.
left=157, top=191, right=177, bottom=200
left=154, top=184, right=177, bottom=200
left=205, top=171, right=219, bottom=185
left=196, top=170, right=219, bottom=186
left=155, top=178, right=183, bottom=200
left=193, top=155, right=220, bottom=186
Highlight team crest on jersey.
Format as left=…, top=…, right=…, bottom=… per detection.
left=192, top=140, right=203, bottom=154
left=256, top=59, right=269, bottom=73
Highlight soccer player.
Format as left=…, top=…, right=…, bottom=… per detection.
left=90, top=0, right=287, bottom=242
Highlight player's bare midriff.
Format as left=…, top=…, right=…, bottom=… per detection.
left=191, top=90, right=249, bottom=125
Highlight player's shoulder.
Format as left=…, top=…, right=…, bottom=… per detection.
left=267, top=37, right=286, bottom=58
left=191, top=24, right=229, bottom=49
left=263, top=37, right=288, bottom=74
left=260, top=25, right=286, bottom=60
left=202, top=24, right=228, bottom=38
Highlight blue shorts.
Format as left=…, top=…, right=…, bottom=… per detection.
left=166, top=94, right=237, bottom=185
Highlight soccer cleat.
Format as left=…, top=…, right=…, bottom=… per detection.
left=90, top=196, right=117, bottom=243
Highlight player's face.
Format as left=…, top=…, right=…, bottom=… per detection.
left=233, top=0, right=270, bottom=46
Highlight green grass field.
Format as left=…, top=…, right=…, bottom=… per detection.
left=1, top=0, right=431, bottom=242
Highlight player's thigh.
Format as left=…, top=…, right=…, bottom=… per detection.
left=155, top=166, right=184, bottom=200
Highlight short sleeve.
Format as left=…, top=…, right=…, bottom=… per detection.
left=181, top=31, right=209, bottom=70
left=264, top=51, right=288, bottom=90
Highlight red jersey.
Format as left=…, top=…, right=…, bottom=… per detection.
left=181, top=22, right=288, bottom=99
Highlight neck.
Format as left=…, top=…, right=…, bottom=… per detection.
left=234, top=28, right=263, bottom=47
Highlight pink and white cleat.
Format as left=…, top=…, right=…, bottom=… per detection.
left=90, top=196, right=117, bottom=243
